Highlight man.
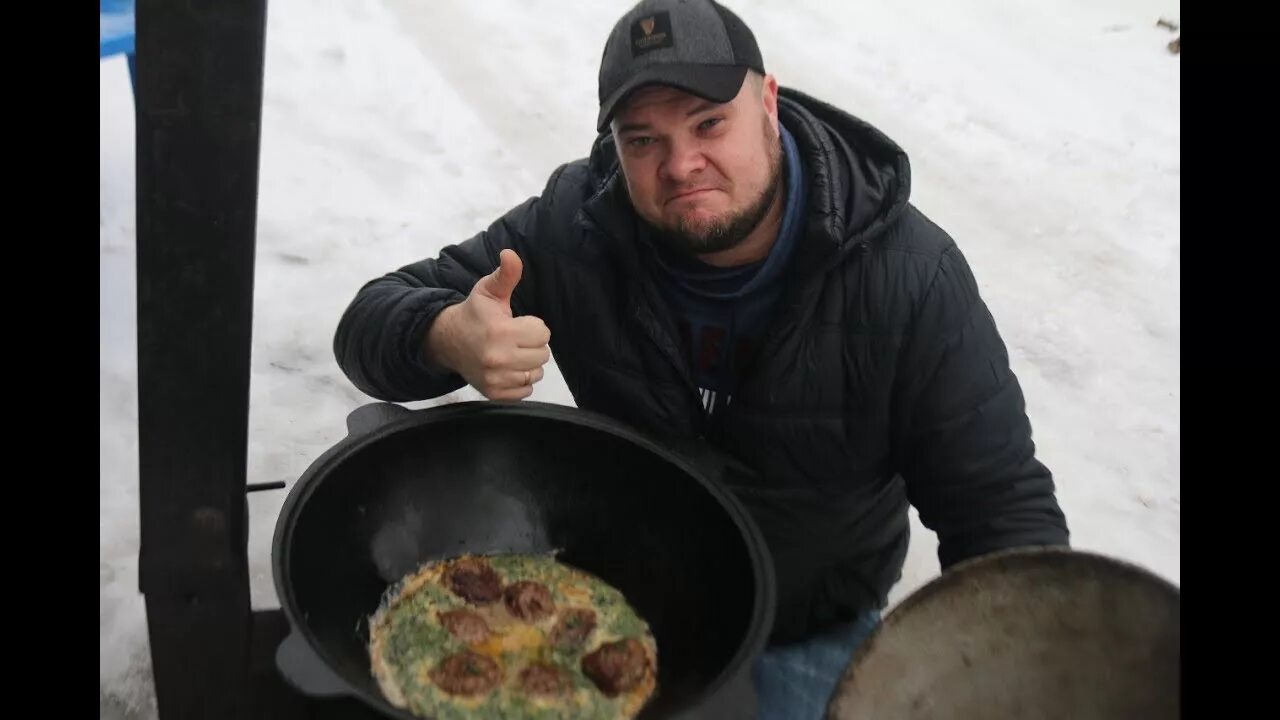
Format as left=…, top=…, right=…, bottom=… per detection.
left=334, top=0, right=1069, bottom=716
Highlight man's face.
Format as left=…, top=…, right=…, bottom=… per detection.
left=611, top=73, right=782, bottom=256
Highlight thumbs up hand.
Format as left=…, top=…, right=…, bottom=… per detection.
left=425, top=250, right=551, bottom=401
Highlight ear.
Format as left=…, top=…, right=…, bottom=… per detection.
left=760, top=73, right=780, bottom=136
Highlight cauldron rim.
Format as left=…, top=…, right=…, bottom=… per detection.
left=271, top=400, right=777, bottom=718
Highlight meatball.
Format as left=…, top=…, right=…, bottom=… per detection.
left=550, top=608, right=597, bottom=649
left=444, top=557, right=503, bottom=605
left=429, top=651, right=502, bottom=696
left=503, top=580, right=555, bottom=622
left=517, top=662, right=571, bottom=697
left=438, top=609, right=490, bottom=644
left=582, top=638, right=648, bottom=696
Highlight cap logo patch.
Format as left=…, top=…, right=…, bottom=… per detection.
left=631, top=11, right=674, bottom=56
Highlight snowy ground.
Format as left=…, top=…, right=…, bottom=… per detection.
left=101, top=0, right=1179, bottom=716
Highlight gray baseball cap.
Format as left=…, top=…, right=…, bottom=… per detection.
left=597, top=0, right=765, bottom=132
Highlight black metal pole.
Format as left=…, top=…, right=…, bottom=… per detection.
left=134, top=1, right=268, bottom=718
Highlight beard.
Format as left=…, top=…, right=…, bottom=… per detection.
left=650, top=122, right=784, bottom=258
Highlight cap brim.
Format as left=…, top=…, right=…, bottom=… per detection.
left=597, top=64, right=750, bottom=133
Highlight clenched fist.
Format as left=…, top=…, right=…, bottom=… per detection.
left=425, top=249, right=551, bottom=401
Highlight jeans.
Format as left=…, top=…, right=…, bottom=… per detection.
left=752, top=610, right=882, bottom=720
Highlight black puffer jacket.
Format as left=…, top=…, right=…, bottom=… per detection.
left=334, top=87, right=1069, bottom=644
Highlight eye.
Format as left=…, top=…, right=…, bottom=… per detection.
left=627, top=136, right=655, bottom=149
left=698, top=117, right=723, bottom=132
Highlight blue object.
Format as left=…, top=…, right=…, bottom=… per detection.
left=100, top=0, right=137, bottom=96
left=753, top=610, right=883, bottom=720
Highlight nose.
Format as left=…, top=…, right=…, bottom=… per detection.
left=659, top=137, right=706, bottom=184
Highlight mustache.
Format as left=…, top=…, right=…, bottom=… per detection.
left=662, top=181, right=727, bottom=200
